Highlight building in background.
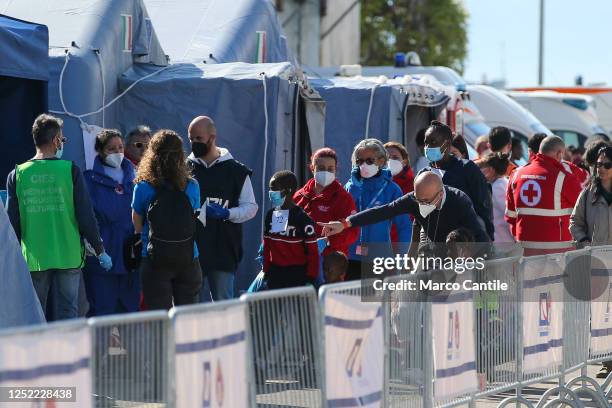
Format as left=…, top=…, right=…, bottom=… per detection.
left=275, top=0, right=360, bottom=67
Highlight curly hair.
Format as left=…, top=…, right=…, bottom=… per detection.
left=135, top=129, right=191, bottom=190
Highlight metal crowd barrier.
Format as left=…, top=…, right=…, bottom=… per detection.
left=319, top=280, right=386, bottom=407
left=88, top=310, right=170, bottom=407
left=241, top=286, right=324, bottom=407
left=2, top=246, right=612, bottom=407
left=384, top=273, right=427, bottom=408
left=169, top=299, right=254, bottom=408
left=474, top=255, right=521, bottom=399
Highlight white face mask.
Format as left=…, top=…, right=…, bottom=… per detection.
left=314, top=171, right=335, bottom=187
left=388, top=159, right=404, bottom=176
left=417, top=192, right=441, bottom=218
left=418, top=202, right=437, bottom=218
left=359, top=163, right=379, bottom=179
left=105, top=152, right=124, bottom=168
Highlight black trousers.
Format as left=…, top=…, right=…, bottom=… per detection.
left=141, top=257, right=203, bottom=310
left=266, top=264, right=310, bottom=290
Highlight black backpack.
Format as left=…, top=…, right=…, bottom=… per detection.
left=147, top=185, right=195, bottom=269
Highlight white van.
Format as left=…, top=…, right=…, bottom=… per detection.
left=513, top=87, right=612, bottom=137
left=467, top=85, right=552, bottom=162
left=507, top=90, right=608, bottom=148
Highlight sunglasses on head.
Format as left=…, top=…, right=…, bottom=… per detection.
left=596, top=162, right=612, bottom=169
left=356, top=158, right=376, bottom=166
left=133, top=142, right=148, bottom=149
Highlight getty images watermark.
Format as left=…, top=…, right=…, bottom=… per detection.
left=369, top=253, right=509, bottom=292
left=355, top=242, right=611, bottom=303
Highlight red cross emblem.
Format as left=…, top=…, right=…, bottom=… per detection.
left=519, top=180, right=541, bottom=207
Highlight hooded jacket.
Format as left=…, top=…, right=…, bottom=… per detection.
left=345, top=168, right=412, bottom=260
left=294, top=178, right=359, bottom=256
left=83, top=156, right=135, bottom=275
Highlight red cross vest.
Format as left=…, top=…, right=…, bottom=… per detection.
left=505, top=153, right=582, bottom=255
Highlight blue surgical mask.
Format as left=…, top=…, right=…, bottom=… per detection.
left=424, top=144, right=445, bottom=163
left=269, top=190, right=285, bottom=208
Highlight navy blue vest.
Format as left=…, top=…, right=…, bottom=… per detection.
left=188, top=158, right=252, bottom=271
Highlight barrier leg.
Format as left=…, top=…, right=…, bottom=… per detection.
left=540, top=397, right=580, bottom=408
left=423, top=300, right=434, bottom=408
left=536, top=386, right=584, bottom=408
left=566, top=375, right=609, bottom=406
left=497, top=396, right=535, bottom=408
left=602, top=371, right=612, bottom=401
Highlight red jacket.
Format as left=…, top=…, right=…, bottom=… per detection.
left=263, top=206, right=319, bottom=279
left=561, top=160, right=589, bottom=187
left=528, top=152, right=588, bottom=186
left=505, top=153, right=582, bottom=255
left=391, top=166, right=414, bottom=242
left=294, top=178, right=359, bottom=257
left=392, top=166, right=415, bottom=195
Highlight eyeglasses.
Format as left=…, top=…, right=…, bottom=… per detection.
left=415, top=189, right=442, bottom=205
left=356, top=158, right=376, bottom=166
left=133, top=142, right=148, bottom=149
left=596, top=162, right=612, bottom=170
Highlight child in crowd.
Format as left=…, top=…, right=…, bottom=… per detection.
left=323, top=251, right=348, bottom=283
left=446, top=227, right=476, bottom=259
left=263, top=171, right=319, bottom=289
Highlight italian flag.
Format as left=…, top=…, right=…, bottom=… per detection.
left=256, top=31, right=266, bottom=63
left=121, top=14, right=132, bottom=52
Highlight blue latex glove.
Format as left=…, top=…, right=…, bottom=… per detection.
left=98, top=252, right=113, bottom=271
left=206, top=203, right=230, bottom=220
left=317, top=237, right=328, bottom=255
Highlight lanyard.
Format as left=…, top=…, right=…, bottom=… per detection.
left=359, top=181, right=388, bottom=212
left=358, top=181, right=388, bottom=245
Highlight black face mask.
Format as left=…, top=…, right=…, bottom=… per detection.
left=191, top=141, right=209, bottom=158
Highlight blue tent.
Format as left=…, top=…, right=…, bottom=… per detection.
left=1, top=0, right=307, bottom=294
left=0, top=15, right=48, bottom=81
left=144, top=0, right=293, bottom=64
left=1, top=0, right=295, bottom=172
left=309, top=76, right=450, bottom=183
left=0, top=15, right=49, bottom=188
left=117, top=61, right=299, bottom=291
left=1, top=0, right=167, bottom=170
left=0, top=200, right=45, bottom=328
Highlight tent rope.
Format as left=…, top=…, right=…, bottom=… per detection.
left=94, top=49, right=106, bottom=128
left=364, top=84, right=378, bottom=139
left=260, top=72, right=269, bottom=238
left=50, top=51, right=171, bottom=124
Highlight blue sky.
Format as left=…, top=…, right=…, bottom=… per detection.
left=463, top=0, right=612, bottom=87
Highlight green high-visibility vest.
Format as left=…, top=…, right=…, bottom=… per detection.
left=16, top=160, right=83, bottom=271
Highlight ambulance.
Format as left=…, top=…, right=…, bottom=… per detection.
left=467, top=85, right=552, bottom=162
left=511, top=87, right=612, bottom=140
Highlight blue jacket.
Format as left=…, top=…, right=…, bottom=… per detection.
left=83, top=156, right=135, bottom=275
left=345, top=168, right=412, bottom=260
